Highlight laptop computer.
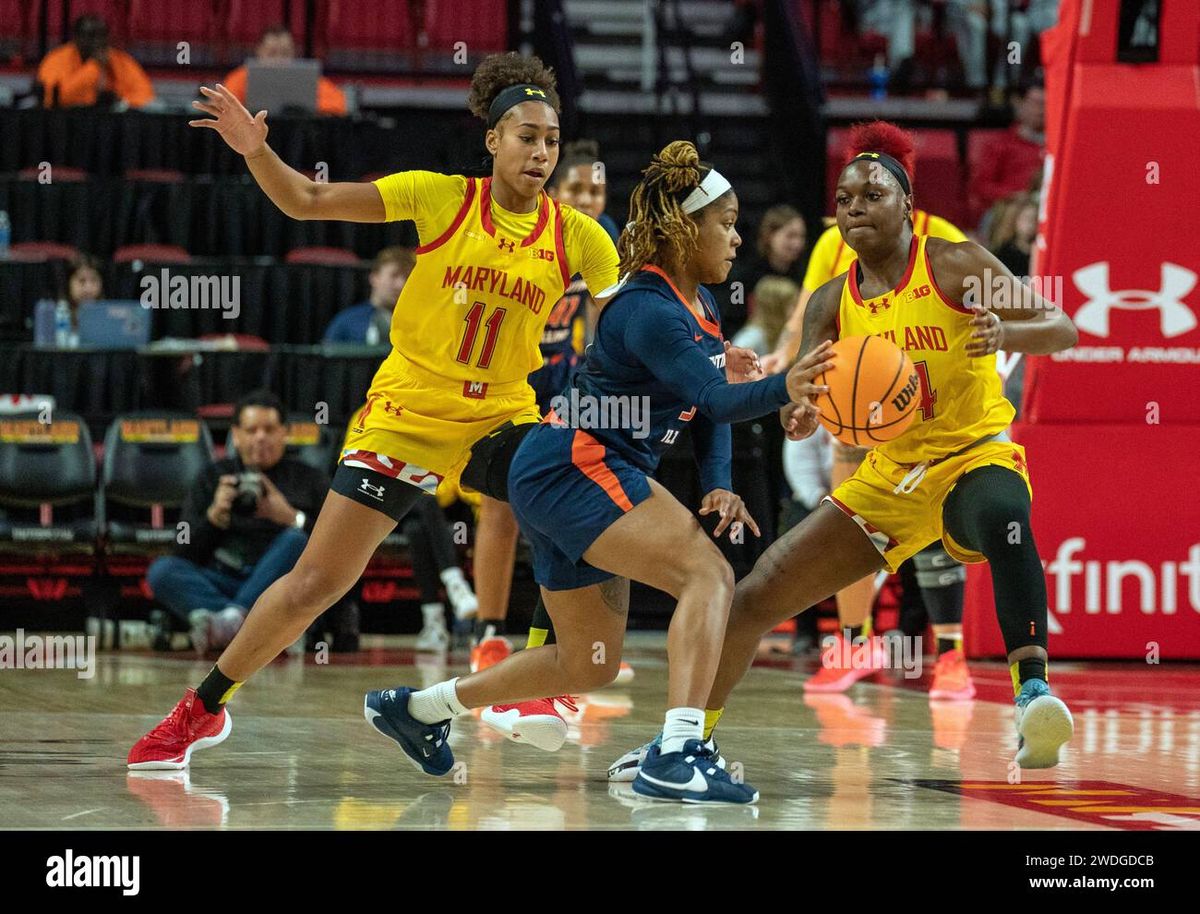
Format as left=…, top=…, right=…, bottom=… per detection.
left=76, top=301, right=152, bottom=349
left=245, top=59, right=321, bottom=114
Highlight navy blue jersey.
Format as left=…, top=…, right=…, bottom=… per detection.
left=546, top=265, right=789, bottom=492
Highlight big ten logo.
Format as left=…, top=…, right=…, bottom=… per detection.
left=314, top=162, right=329, bottom=183
left=177, top=41, right=191, bottom=65
left=900, top=284, right=931, bottom=305
left=532, top=248, right=555, bottom=263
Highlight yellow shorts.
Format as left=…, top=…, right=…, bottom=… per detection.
left=340, top=351, right=542, bottom=490
left=824, top=440, right=1032, bottom=572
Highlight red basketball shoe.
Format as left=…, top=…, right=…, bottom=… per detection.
left=127, top=688, right=232, bottom=770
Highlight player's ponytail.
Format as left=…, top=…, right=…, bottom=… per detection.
left=619, top=140, right=716, bottom=277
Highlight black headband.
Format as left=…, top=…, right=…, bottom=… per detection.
left=487, top=83, right=553, bottom=128
left=850, top=152, right=912, bottom=195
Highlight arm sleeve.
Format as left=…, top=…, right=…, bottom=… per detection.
left=566, top=209, right=620, bottom=299
left=623, top=299, right=790, bottom=424
left=691, top=410, right=732, bottom=493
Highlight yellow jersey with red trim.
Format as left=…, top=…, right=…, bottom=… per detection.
left=371, top=170, right=618, bottom=394
left=836, top=235, right=1014, bottom=465
left=803, top=209, right=966, bottom=292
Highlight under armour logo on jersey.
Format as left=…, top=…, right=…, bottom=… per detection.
left=359, top=479, right=386, bottom=500
left=1072, top=262, right=1197, bottom=338
left=382, top=400, right=404, bottom=416
left=497, top=237, right=516, bottom=253
left=864, top=297, right=891, bottom=314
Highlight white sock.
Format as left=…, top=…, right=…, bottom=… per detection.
left=421, top=603, right=447, bottom=627
left=660, top=706, right=704, bottom=754
left=407, top=677, right=468, bottom=723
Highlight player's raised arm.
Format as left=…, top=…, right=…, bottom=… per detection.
left=927, top=238, right=1078, bottom=357
left=190, top=83, right=385, bottom=223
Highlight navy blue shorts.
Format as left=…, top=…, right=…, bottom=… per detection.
left=529, top=353, right=576, bottom=416
left=509, top=422, right=652, bottom=590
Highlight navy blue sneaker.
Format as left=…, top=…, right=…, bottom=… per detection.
left=607, top=732, right=725, bottom=782
left=633, top=738, right=757, bottom=804
left=364, top=687, right=454, bottom=776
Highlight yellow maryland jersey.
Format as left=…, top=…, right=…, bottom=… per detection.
left=803, top=209, right=966, bottom=292
left=372, top=170, right=618, bottom=393
left=837, top=235, right=1014, bottom=465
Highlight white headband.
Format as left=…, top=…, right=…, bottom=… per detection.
left=681, top=168, right=732, bottom=214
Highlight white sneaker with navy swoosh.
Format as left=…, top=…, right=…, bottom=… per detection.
left=632, top=738, right=757, bottom=804
left=608, top=732, right=725, bottom=782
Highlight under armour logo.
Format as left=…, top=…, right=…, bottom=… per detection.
left=497, top=237, right=515, bottom=253
left=1073, top=262, right=1197, bottom=338
left=866, top=297, right=890, bottom=314
left=524, top=87, right=546, bottom=97
left=359, top=479, right=385, bottom=500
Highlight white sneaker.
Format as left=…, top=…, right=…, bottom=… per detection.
left=415, top=622, right=450, bottom=651
left=1014, top=680, right=1074, bottom=769
left=210, top=607, right=246, bottom=651
left=442, top=570, right=478, bottom=620
left=188, top=609, right=212, bottom=655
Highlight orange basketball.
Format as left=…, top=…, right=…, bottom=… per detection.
left=815, top=335, right=919, bottom=446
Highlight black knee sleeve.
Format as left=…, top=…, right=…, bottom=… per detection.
left=530, top=593, right=556, bottom=645
left=459, top=421, right=537, bottom=502
left=943, top=465, right=1047, bottom=653
left=912, top=542, right=965, bottom=626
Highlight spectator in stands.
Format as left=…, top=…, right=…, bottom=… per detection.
left=146, top=390, right=330, bottom=654
left=37, top=15, right=154, bottom=109
left=552, top=139, right=620, bottom=243
left=732, top=276, right=800, bottom=357
left=989, top=192, right=1038, bottom=278
left=33, top=255, right=105, bottom=346
left=322, top=246, right=415, bottom=344
left=971, top=83, right=1045, bottom=224
left=222, top=25, right=347, bottom=116
left=717, top=204, right=808, bottom=337
left=855, top=0, right=916, bottom=87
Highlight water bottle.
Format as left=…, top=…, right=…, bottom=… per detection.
left=54, top=299, right=72, bottom=347
left=0, top=211, right=10, bottom=259
left=869, top=54, right=889, bottom=101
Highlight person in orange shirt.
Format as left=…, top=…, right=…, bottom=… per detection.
left=38, top=15, right=154, bottom=109
left=222, top=25, right=346, bottom=117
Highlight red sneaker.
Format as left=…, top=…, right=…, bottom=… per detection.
left=470, top=635, right=512, bottom=673
left=480, top=696, right=576, bottom=751
left=928, top=649, right=977, bottom=701
left=803, top=632, right=885, bottom=693
left=127, top=688, right=232, bottom=770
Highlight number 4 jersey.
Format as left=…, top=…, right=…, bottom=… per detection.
left=835, top=234, right=1015, bottom=465
left=343, top=171, right=618, bottom=482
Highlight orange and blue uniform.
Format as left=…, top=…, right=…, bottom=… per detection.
left=509, top=267, right=791, bottom=589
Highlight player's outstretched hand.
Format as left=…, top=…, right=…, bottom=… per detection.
left=724, top=340, right=763, bottom=383
left=781, top=400, right=821, bottom=441
left=699, top=489, right=759, bottom=540
left=784, top=339, right=834, bottom=403
left=189, top=84, right=269, bottom=157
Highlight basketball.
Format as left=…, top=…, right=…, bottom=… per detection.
left=816, top=334, right=919, bottom=446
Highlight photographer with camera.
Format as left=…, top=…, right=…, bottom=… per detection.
left=146, top=391, right=329, bottom=654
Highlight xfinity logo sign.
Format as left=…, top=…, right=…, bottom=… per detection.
left=1073, top=262, right=1197, bottom=338
left=1043, top=539, right=1200, bottom=621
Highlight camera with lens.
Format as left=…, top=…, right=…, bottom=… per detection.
left=230, top=471, right=264, bottom=516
